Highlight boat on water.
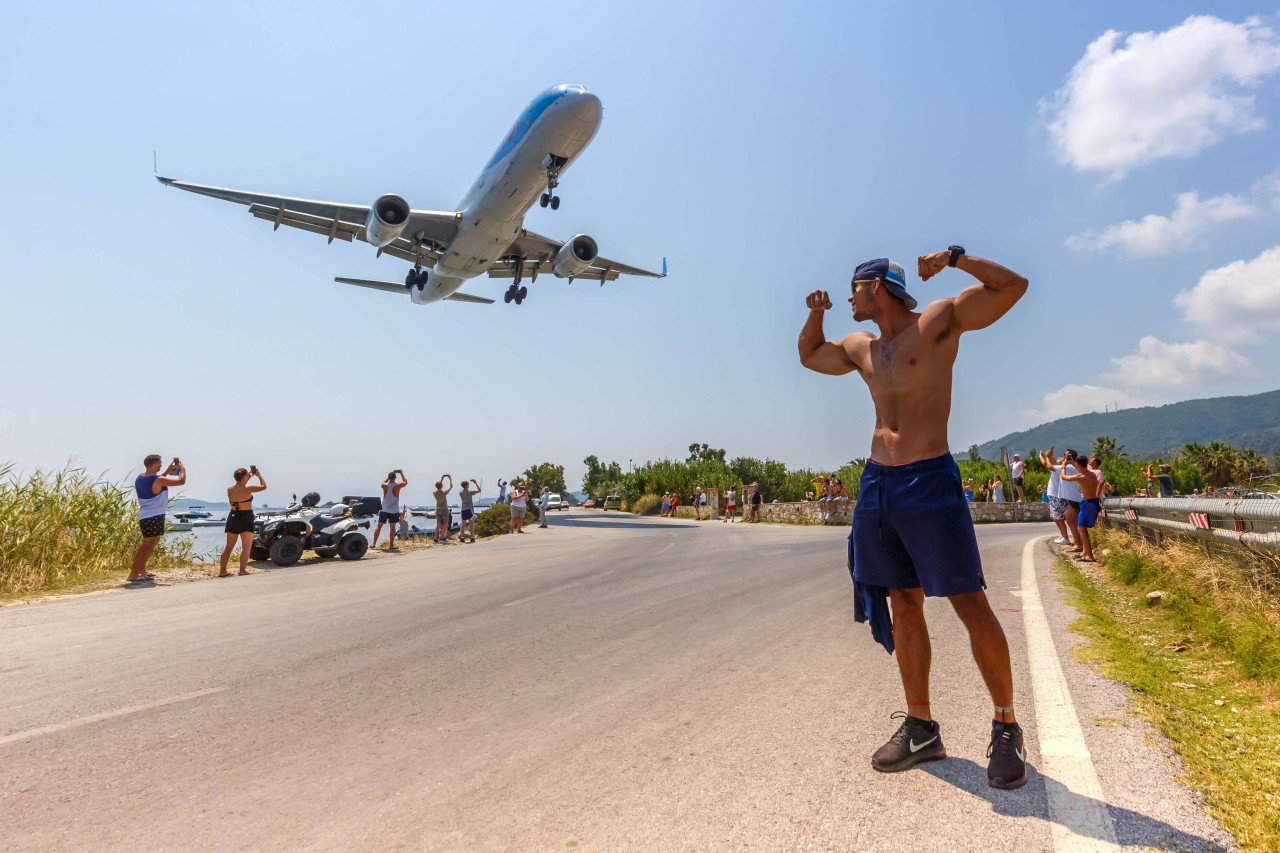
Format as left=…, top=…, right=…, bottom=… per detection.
left=182, top=507, right=213, bottom=519
left=190, top=517, right=226, bottom=527
left=166, top=515, right=194, bottom=532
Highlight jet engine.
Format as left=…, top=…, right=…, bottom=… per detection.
left=364, top=194, right=411, bottom=247
left=408, top=269, right=438, bottom=305
left=553, top=234, right=599, bottom=278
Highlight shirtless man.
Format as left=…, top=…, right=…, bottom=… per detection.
left=1061, top=454, right=1102, bottom=562
left=799, top=249, right=1029, bottom=789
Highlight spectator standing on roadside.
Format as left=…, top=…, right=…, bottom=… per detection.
left=509, top=483, right=529, bottom=533
left=723, top=486, right=737, bottom=522
left=1058, top=451, right=1083, bottom=552
left=963, top=479, right=974, bottom=502
left=539, top=486, right=551, bottom=528
left=748, top=482, right=762, bottom=522
left=661, top=492, right=671, bottom=517
left=1040, top=449, right=1072, bottom=546
left=1061, top=458, right=1100, bottom=562
left=372, top=469, right=408, bottom=550
left=496, top=479, right=509, bottom=504
left=219, top=464, right=266, bottom=577
left=399, top=507, right=411, bottom=541
left=433, top=474, right=453, bottom=542
left=991, top=474, right=1005, bottom=503
left=696, top=487, right=708, bottom=520
left=129, top=454, right=186, bottom=583
left=669, top=492, right=680, bottom=516
left=458, top=479, right=480, bottom=541
left=1142, top=463, right=1175, bottom=498
left=1010, top=454, right=1024, bottom=502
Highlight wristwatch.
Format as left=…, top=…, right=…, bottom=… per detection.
left=947, top=245, right=966, bottom=267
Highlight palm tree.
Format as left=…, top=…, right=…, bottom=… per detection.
left=1092, top=435, right=1126, bottom=460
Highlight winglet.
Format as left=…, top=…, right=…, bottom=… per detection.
left=153, top=151, right=174, bottom=186
left=662, top=256, right=668, bottom=277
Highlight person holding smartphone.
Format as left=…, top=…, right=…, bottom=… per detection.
left=129, top=454, right=186, bottom=583
left=221, top=465, right=267, bottom=576
left=372, top=469, right=409, bottom=550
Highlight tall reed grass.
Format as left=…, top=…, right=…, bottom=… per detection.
left=0, top=462, right=196, bottom=596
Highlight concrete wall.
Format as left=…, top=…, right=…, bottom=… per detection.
left=747, top=500, right=1051, bottom=525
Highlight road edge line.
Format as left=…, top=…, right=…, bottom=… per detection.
left=1021, top=536, right=1119, bottom=852
left=0, top=686, right=229, bottom=746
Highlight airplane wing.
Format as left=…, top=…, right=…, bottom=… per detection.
left=491, top=229, right=665, bottom=282
left=156, top=174, right=461, bottom=269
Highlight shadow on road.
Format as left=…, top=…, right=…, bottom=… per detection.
left=922, top=758, right=1226, bottom=851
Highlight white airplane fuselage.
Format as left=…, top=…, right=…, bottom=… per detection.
left=412, top=84, right=602, bottom=303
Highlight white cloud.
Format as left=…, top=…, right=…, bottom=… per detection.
left=1045, top=16, right=1280, bottom=178
left=1102, top=335, right=1253, bottom=386
left=1175, top=245, right=1280, bottom=341
left=1066, top=190, right=1256, bottom=255
left=1026, top=384, right=1140, bottom=422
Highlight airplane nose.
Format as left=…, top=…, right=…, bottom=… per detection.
left=571, top=91, right=602, bottom=125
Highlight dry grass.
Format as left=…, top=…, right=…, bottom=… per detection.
left=1059, top=526, right=1280, bottom=849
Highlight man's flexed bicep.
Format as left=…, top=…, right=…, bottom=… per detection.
left=930, top=253, right=1028, bottom=333
left=799, top=290, right=859, bottom=375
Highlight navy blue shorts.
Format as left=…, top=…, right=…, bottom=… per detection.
left=849, top=454, right=986, bottom=597
left=379, top=511, right=399, bottom=524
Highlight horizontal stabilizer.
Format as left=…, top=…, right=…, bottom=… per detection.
left=444, top=291, right=495, bottom=305
left=334, top=277, right=406, bottom=295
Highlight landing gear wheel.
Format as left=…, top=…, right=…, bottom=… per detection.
left=503, top=287, right=513, bottom=304
left=518, top=285, right=528, bottom=301
left=405, top=268, right=418, bottom=287
left=338, top=533, right=369, bottom=561
left=540, top=194, right=549, bottom=208
left=550, top=196, right=560, bottom=210
left=269, top=535, right=303, bottom=567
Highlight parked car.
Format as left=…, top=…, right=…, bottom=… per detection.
left=602, top=494, right=622, bottom=511
left=582, top=498, right=597, bottom=509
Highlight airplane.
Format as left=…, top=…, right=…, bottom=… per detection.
left=156, top=84, right=665, bottom=306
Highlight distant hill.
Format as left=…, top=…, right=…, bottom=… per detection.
left=976, top=389, right=1280, bottom=461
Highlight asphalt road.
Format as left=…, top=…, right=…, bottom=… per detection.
left=0, top=513, right=1232, bottom=851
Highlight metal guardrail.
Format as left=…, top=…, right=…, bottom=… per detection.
left=1102, top=496, right=1280, bottom=551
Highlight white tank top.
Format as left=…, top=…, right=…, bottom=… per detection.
left=382, top=481, right=401, bottom=514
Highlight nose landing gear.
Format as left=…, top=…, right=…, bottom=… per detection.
left=539, top=154, right=569, bottom=210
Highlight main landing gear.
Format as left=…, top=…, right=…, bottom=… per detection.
left=539, top=154, right=569, bottom=210
left=504, top=257, right=528, bottom=305
left=404, top=267, right=428, bottom=289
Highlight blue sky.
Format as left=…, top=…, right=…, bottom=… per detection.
left=3, top=1, right=1278, bottom=504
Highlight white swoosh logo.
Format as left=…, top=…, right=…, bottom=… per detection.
left=1015, top=748, right=1024, bottom=762
left=909, top=736, right=937, bottom=753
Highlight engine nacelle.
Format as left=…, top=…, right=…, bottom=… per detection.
left=553, top=234, right=599, bottom=278
left=364, top=193, right=411, bottom=248
left=408, top=269, right=438, bottom=305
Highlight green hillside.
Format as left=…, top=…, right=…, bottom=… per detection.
left=975, top=389, right=1280, bottom=461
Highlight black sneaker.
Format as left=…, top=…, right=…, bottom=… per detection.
left=871, top=712, right=946, bottom=772
left=987, top=721, right=1028, bottom=789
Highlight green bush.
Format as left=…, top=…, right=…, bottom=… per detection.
left=629, top=493, right=661, bottom=516
left=473, top=502, right=539, bottom=538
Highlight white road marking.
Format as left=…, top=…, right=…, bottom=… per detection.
left=0, top=687, right=229, bottom=747
left=501, top=570, right=616, bottom=607
left=1021, top=536, right=1119, bottom=852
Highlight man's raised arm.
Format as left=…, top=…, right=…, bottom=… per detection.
left=919, top=251, right=1027, bottom=333
left=798, top=290, right=856, bottom=376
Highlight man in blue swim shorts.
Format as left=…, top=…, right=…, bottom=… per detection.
left=799, top=247, right=1030, bottom=790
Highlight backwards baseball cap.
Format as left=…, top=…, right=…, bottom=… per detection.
left=853, top=258, right=917, bottom=310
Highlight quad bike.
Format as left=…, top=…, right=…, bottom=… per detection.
left=250, top=492, right=379, bottom=567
